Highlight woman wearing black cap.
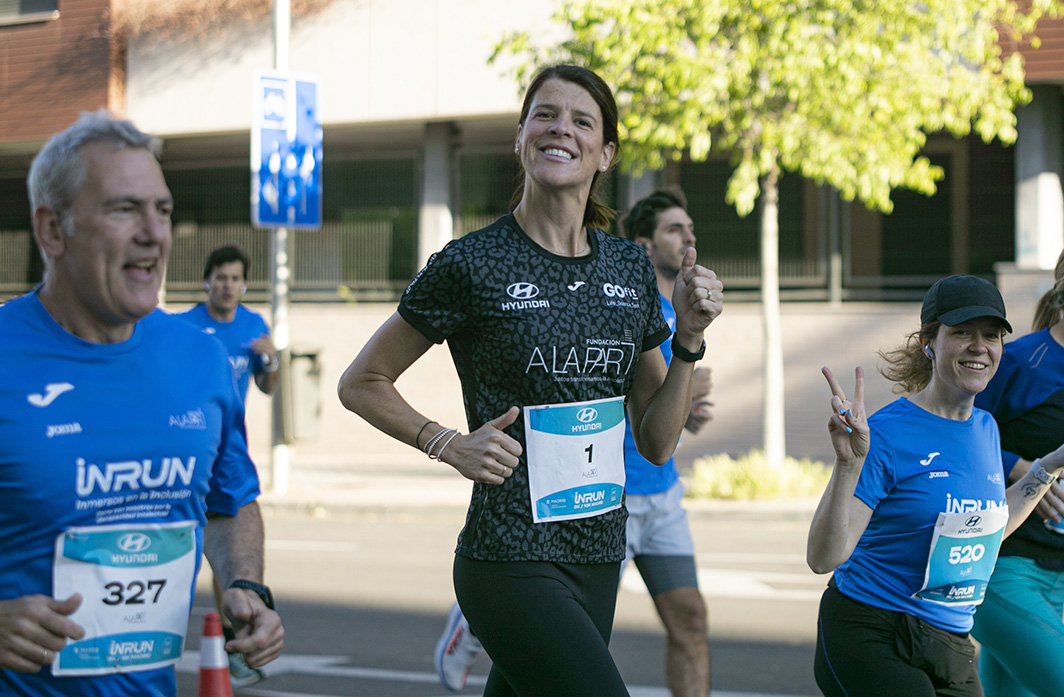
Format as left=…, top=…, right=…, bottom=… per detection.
left=970, top=250, right=1064, bottom=697
left=807, top=274, right=1064, bottom=697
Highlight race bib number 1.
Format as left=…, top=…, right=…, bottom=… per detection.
left=53, top=521, right=196, bottom=676
left=524, top=396, right=626, bottom=523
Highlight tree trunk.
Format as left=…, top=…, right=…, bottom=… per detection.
left=759, top=169, right=786, bottom=468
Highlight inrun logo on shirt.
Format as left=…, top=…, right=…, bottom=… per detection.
left=75, top=456, right=196, bottom=496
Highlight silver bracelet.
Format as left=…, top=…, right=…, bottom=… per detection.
left=1030, top=458, right=1058, bottom=486
left=422, top=427, right=455, bottom=456
left=430, top=430, right=460, bottom=461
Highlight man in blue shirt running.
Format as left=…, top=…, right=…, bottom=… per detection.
left=181, top=246, right=280, bottom=402
left=616, top=188, right=713, bottom=697
left=0, top=110, right=284, bottom=697
left=179, top=245, right=279, bottom=686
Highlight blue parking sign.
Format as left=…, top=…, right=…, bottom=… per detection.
left=252, top=72, right=322, bottom=228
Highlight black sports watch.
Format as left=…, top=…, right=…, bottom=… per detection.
left=670, top=336, right=706, bottom=363
left=230, top=580, right=275, bottom=610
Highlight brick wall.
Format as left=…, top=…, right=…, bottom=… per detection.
left=0, top=0, right=115, bottom=145
left=1014, top=14, right=1064, bottom=83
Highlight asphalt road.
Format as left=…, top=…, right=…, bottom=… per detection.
left=176, top=503, right=825, bottom=697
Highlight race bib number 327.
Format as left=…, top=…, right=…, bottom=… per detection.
left=52, top=521, right=196, bottom=676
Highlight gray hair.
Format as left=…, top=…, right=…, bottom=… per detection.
left=27, top=109, right=162, bottom=227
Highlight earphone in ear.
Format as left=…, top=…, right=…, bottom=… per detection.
left=241, top=285, right=247, bottom=294
left=203, top=281, right=210, bottom=291
left=924, top=344, right=934, bottom=359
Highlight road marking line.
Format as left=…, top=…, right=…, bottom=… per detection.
left=179, top=652, right=808, bottom=697
left=620, top=567, right=825, bottom=601
left=266, top=540, right=361, bottom=552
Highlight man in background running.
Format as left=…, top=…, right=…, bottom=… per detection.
left=178, top=245, right=279, bottom=687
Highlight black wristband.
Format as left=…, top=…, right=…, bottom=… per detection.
left=415, top=419, right=436, bottom=449
left=671, top=336, right=705, bottom=362
left=230, top=580, right=275, bottom=610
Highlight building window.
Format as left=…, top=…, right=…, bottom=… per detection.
left=0, top=1, right=60, bottom=26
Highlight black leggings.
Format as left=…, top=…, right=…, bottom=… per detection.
left=453, top=555, right=629, bottom=697
left=814, top=583, right=983, bottom=697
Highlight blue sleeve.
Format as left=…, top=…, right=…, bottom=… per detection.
left=641, top=255, right=670, bottom=353
left=975, top=349, right=1030, bottom=478
left=852, top=432, right=897, bottom=511
left=249, top=312, right=271, bottom=376
left=975, top=352, right=1021, bottom=423
left=204, top=347, right=261, bottom=516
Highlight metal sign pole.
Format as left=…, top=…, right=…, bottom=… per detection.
left=270, top=0, right=291, bottom=495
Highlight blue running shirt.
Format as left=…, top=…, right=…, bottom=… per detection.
left=833, top=398, right=1007, bottom=632
left=177, top=304, right=271, bottom=404
left=623, top=295, right=680, bottom=496
left=976, top=328, right=1064, bottom=561
left=0, top=291, right=260, bottom=697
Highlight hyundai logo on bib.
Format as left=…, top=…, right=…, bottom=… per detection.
left=117, top=533, right=152, bottom=553
left=966, top=516, right=982, bottom=527
left=507, top=283, right=540, bottom=299
left=577, top=408, right=598, bottom=423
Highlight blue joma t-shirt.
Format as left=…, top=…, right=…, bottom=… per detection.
left=177, top=304, right=270, bottom=404
left=0, top=291, right=260, bottom=697
left=833, top=398, right=1007, bottom=632
left=623, top=294, right=680, bottom=495
left=975, top=328, right=1064, bottom=561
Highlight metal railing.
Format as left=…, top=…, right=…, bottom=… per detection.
left=166, top=220, right=402, bottom=302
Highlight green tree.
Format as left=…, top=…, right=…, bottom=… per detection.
left=494, top=0, right=1062, bottom=466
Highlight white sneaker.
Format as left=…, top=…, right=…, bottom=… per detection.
left=228, top=651, right=266, bottom=689
left=434, top=602, right=482, bottom=691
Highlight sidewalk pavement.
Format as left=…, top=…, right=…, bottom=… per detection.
left=255, top=458, right=820, bottom=522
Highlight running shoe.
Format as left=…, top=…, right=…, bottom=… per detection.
left=229, top=651, right=266, bottom=689
left=434, top=602, right=482, bottom=691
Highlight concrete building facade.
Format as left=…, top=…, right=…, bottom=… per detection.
left=2, top=1, right=1063, bottom=472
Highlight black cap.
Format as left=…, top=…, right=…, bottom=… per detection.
left=921, top=275, right=1012, bottom=333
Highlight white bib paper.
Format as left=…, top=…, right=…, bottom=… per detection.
left=524, top=396, right=626, bottom=523
left=52, top=521, right=196, bottom=676
left=912, top=506, right=1008, bottom=606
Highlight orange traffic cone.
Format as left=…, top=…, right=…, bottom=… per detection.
left=197, top=612, right=233, bottom=697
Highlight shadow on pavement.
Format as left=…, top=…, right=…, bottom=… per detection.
left=177, top=597, right=819, bottom=696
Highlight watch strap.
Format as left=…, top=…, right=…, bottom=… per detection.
left=670, top=336, right=706, bottom=363
left=230, top=579, right=275, bottom=609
